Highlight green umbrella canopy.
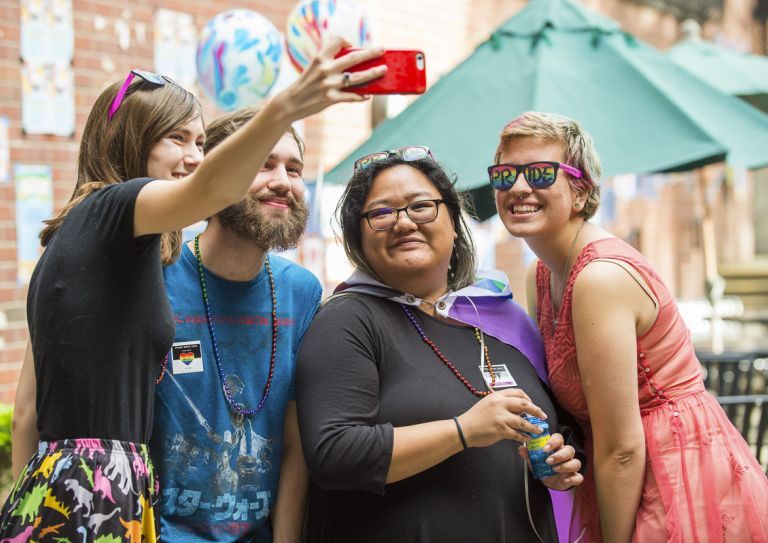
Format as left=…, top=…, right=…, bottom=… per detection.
left=668, top=20, right=768, bottom=105
left=325, top=0, right=768, bottom=204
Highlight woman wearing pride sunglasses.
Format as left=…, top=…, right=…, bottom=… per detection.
left=2, top=38, right=386, bottom=540
left=491, top=111, right=768, bottom=543
left=295, top=150, right=585, bottom=542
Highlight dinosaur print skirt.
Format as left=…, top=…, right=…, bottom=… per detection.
left=0, top=438, right=158, bottom=542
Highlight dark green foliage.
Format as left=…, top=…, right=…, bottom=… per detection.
left=0, top=404, right=13, bottom=496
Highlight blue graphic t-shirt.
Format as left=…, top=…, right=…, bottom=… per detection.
left=151, top=244, right=321, bottom=541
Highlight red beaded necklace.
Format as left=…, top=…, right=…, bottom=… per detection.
left=156, top=353, right=168, bottom=384
left=401, top=304, right=494, bottom=397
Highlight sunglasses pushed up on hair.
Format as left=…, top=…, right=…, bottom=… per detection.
left=108, top=69, right=177, bottom=121
left=353, top=146, right=435, bottom=172
left=487, top=161, right=583, bottom=191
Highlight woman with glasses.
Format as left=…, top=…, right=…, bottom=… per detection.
left=490, top=111, right=768, bottom=542
left=2, top=39, right=386, bottom=540
left=295, top=148, right=584, bottom=542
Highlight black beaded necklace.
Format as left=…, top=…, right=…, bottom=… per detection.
left=194, top=233, right=277, bottom=416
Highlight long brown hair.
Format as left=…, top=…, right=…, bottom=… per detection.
left=40, top=76, right=202, bottom=264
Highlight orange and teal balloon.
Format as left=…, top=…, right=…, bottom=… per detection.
left=286, top=0, right=371, bottom=73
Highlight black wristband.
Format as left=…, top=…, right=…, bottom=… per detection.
left=453, top=416, right=468, bottom=450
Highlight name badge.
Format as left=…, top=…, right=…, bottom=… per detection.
left=171, top=340, right=204, bottom=374
left=478, top=363, right=517, bottom=390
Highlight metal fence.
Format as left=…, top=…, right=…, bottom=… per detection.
left=697, top=351, right=768, bottom=473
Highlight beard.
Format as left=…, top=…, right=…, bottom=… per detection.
left=216, top=192, right=309, bottom=251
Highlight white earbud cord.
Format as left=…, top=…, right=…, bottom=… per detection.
left=457, top=294, right=547, bottom=542
left=524, top=462, right=546, bottom=543
left=479, top=327, right=486, bottom=375
left=456, top=295, right=489, bottom=385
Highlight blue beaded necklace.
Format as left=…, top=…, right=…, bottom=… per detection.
left=194, top=233, right=277, bottom=416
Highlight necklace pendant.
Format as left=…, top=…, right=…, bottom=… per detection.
left=553, top=318, right=558, bottom=328
left=232, top=411, right=244, bottom=428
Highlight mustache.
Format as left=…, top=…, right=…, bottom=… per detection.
left=250, top=191, right=301, bottom=209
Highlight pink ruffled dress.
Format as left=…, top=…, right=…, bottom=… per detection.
left=537, top=237, right=768, bottom=542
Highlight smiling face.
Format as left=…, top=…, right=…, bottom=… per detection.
left=360, top=164, right=457, bottom=298
left=494, top=136, right=580, bottom=240
left=146, top=116, right=205, bottom=181
left=249, top=132, right=306, bottom=203
left=216, top=133, right=308, bottom=250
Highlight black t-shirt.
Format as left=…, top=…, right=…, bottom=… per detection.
left=296, top=293, right=562, bottom=543
left=27, top=178, right=175, bottom=444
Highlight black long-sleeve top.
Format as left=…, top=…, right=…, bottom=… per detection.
left=296, top=293, right=577, bottom=543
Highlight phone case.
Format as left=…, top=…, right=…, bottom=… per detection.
left=336, top=49, right=427, bottom=95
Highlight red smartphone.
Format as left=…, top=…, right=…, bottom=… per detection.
left=335, top=48, right=427, bottom=95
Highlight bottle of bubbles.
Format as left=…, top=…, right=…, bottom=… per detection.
left=523, top=415, right=556, bottom=479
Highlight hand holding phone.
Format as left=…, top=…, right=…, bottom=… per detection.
left=273, top=37, right=387, bottom=120
left=335, top=48, right=427, bottom=95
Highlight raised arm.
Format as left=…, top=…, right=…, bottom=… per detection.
left=572, top=261, right=650, bottom=542
left=12, top=342, right=39, bottom=480
left=133, top=39, right=386, bottom=236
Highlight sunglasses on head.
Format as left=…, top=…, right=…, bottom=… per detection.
left=353, top=146, right=435, bottom=172
left=108, top=69, right=176, bottom=121
left=487, top=161, right=583, bottom=191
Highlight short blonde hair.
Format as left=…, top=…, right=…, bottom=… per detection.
left=494, top=112, right=602, bottom=219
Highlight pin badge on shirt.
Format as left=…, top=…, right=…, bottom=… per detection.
left=171, top=340, right=204, bottom=374
left=479, top=363, right=517, bottom=390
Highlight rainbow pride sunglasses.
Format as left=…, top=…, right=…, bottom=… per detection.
left=353, top=146, right=435, bottom=172
left=488, top=161, right=583, bottom=190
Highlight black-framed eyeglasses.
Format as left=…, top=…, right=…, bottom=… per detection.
left=361, top=199, right=444, bottom=231
left=108, top=69, right=176, bottom=121
left=487, top=161, right=583, bottom=191
left=353, top=146, right=435, bottom=172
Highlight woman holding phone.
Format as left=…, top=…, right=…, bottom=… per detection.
left=2, top=38, right=385, bottom=540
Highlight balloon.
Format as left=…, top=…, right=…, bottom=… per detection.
left=286, top=0, right=371, bottom=73
left=196, top=10, right=283, bottom=111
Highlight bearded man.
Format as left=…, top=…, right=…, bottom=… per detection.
left=151, top=107, right=321, bottom=542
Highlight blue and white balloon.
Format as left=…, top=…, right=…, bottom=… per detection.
left=196, top=10, right=283, bottom=111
